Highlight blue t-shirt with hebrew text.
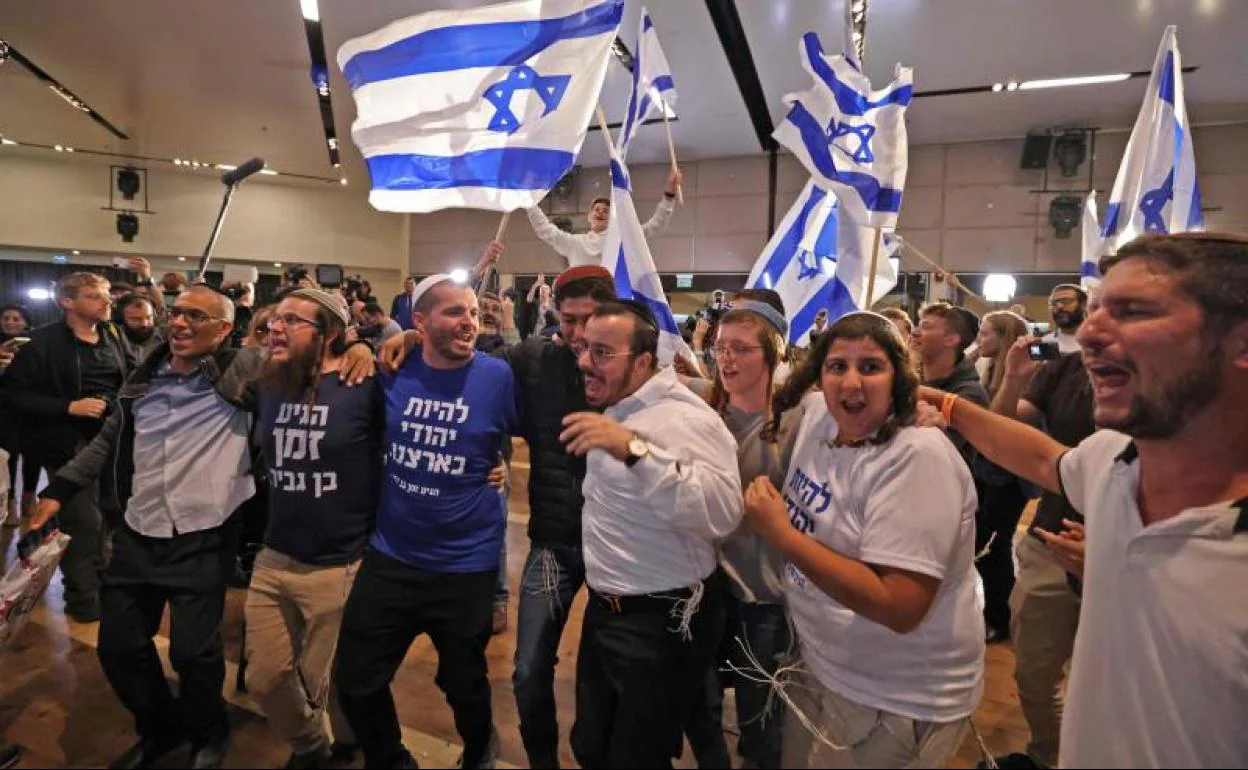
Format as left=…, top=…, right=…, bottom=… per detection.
left=372, top=349, right=519, bottom=572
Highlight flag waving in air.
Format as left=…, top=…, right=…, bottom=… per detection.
left=337, top=0, right=623, bottom=213
left=616, top=7, right=677, bottom=159
left=1100, top=25, right=1202, bottom=251
left=773, top=32, right=914, bottom=229
left=602, top=156, right=694, bottom=366
left=746, top=180, right=898, bottom=345
left=1081, top=191, right=1103, bottom=290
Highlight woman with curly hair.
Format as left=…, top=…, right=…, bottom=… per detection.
left=745, top=311, right=984, bottom=768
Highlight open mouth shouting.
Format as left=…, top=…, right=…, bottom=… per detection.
left=1085, top=357, right=1133, bottom=400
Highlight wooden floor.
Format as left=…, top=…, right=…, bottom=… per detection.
left=0, top=445, right=1030, bottom=768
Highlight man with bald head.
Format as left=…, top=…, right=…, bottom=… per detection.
left=335, top=275, right=519, bottom=769
left=28, top=284, right=265, bottom=769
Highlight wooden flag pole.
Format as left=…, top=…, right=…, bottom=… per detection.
left=864, top=227, right=883, bottom=309
left=595, top=104, right=613, bottom=148
left=494, top=211, right=511, bottom=242
left=896, top=235, right=986, bottom=302
left=658, top=98, right=684, bottom=205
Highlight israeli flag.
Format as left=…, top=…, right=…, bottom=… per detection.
left=337, top=0, right=623, bottom=213
left=1100, top=26, right=1202, bottom=250
left=1081, top=191, right=1102, bottom=290
left=772, top=33, right=913, bottom=229
left=617, top=7, right=677, bottom=158
left=746, top=180, right=899, bottom=346
left=602, top=156, right=694, bottom=366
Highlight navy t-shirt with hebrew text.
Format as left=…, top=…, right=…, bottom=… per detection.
left=372, top=349, right=519, bottom=572
left=258, top=375, right=383, bottom=565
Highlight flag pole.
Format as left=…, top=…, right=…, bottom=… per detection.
left=864, top=227, right=882, bottom=308
left=896, top=235, right=986, bottom=302
left=595, top=104, right=613, bottom=148
left=494, top=211, right=511, bottom=242
left=658, top=97, right=684, bottom=205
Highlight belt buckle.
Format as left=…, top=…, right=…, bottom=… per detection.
left=603, top=594, right=623, bottom=614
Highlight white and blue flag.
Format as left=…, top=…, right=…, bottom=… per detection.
left=602, top=155, right=694, bottom=366
left=746, top=180, right=898, bottom=346
left=1100, top=25, right=1202, bottom=251
left=1081, top=191, right=1102, bottom=290
left=772, top=33, right=913, bottom=229
left=337, top=0, right=623, bottom=213
left=616, top=6, right=677, bottom=159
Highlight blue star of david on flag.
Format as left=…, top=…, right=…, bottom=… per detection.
left=828, top=120, right=875, bottom=164
left=484, top=65, right=572, bottom=134
left=796, top=250, right=825, bottom=281
left=1138, top=168, right=1174, bottom=232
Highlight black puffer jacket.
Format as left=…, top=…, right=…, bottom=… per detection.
left=504, top=334, right=589, bottom=548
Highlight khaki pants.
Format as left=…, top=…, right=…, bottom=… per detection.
left=1009, top=536, right=1081, bottom=767
left=781, top=667, right=968, bottom=769
left=244, top=548, right=359, bottom=754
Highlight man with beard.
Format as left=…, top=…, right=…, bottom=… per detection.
left=381, top=262, right=622, bottom=768
left=118, top=293, right=165, bottom=360
left=560, top=299, right=741, bottom=769
left=245, top=288, right=382, bottom=769
left=1043, top=284, right=1087, bottom=354
left=921, top=232, right=1248, bottom=769
left=335, top=274, right=518, bottom=770
left=977, top=292, right=1094, bottom=769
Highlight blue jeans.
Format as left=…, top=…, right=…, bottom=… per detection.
left=512, top=543, right=585, bottom=766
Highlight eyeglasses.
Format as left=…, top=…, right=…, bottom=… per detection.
left=572, top=340, right=633, bottom=367
left=711, top=343, right=763, bottom=359
left=168, top=306, right=225, bottom=325
left=268, top=313, right=321, bottom=330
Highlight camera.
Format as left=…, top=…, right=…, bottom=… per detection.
left=1028, top=340, right=1060, bottom=361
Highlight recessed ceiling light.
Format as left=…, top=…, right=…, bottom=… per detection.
left=1006, top=81, right=1020, bottom=91
left=216, top=163, right=236, bottom=171
left=54, top=144, right=65, bottom=152
left=340, top=178, right=348, bottom=186
left=274, top=262, right=283, bottom=267
left=72, top=249, right=81, bottom=255
left=259, top=169, right=279, bottom=176
left=991, top=82, right=1005, bottom=93
left=178, top=256, right=187, bottom=262
left=64, top=146, right=74, bottom=152
left=1019, top=73, right=1132, bottom=91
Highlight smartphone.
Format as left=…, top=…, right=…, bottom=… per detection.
left=1028, top=340, right=1060, bottom=361
left=1, top=337, right=31, bottom=352
left=112, top=256, right=131, bottom=269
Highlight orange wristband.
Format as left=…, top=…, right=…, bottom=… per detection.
left=940, top=393, right=958, bottom=424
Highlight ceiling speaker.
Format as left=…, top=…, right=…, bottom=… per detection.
left=1020, top=133, right=1053, bottom=170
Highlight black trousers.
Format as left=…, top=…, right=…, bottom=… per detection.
left=50, top=463, right=104, bottom=617
left=335, top=548, right=497, bottom=768
left=97, top=517, right=238, bottom=746
left=572, top=581, right=725, bottom=769
left=975, top=480, right=1029, bottom=634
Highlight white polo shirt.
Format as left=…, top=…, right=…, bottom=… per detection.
left=782, top=400, right=985, bottom=723
left=1058, top=429, right=1248, bottom=769
left=581, top=366, right=742, bottom=595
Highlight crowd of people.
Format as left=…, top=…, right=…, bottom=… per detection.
left=0, top=228, right=1244, bottom=770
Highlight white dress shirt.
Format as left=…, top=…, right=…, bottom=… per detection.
left=526, top=196, right=675, bottom=268
left=582, top=366, right=742, bottom=595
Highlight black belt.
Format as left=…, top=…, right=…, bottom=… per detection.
left=590, top=584, right=699, bottom=615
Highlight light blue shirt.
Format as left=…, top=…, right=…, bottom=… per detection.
left=125, top=363, right=255, bottom=537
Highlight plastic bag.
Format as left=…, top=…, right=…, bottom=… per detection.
left=0, top=531, right=71, bottom=649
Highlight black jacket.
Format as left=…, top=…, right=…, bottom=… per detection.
left=927, top=358, right=990, bottom=469
left=504, top=335, right=590, bottom=548
left=3, top=320, right=136, bottom=468
left=41, top=344, right=263, bottom=517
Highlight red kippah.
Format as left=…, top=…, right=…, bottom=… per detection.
left=553, top=265, right=613, bottom=293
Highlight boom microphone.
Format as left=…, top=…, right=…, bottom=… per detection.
left=221, top=157, right=265, bottom=186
